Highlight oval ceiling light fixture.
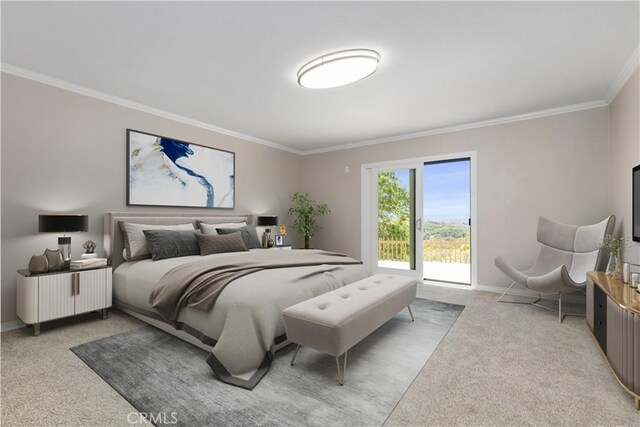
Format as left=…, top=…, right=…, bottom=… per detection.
left=297, top=49, right=380, bottom=89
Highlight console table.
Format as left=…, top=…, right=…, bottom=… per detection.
left=586, top=271, right=640, bottom=409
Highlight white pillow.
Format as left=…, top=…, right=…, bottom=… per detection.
left=120, top=222, right=195, bottom=261
left=199, top=222, right=247, bottom=235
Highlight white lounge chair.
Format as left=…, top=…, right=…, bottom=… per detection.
left=495, top=215, right=615, bottom=322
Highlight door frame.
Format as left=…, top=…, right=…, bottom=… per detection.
left=361, top=151, right=478, bottom=289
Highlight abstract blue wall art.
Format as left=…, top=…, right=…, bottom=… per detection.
left=127, top=129, right=235, bottom=208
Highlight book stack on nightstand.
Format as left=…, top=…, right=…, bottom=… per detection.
left=16, top=265, right=112, bottom=336
left=70, top=257, right=107, bottom=270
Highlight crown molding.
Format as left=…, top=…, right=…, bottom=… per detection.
left=1, top=63, right=612, bottom=157
left=604, top=45, right=639, bottom=104
left=0, top=63, right=304, bottom=156
left=302, top=100, right=608, bottom=155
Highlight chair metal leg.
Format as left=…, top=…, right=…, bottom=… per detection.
left=497, top=282, right=541, bottom=304
left=530, top=293, right=585, bottom=323
left=407, top=305, right=415, bottom=322
left=335, top=351, right=348, bottom=385
left=290, top=344, right=300, bottom=366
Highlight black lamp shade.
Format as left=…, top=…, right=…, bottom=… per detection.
left=39, top=215, right=89, bottom=233
left=256, top=216, right=278, bottom=227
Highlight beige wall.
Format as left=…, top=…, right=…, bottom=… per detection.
left=0, top=73, right=303, bottom=323
left=1, top=70, right=629, bottom=324
left=303, top=107, right=612, bottom=290
left=610, top=66, right=640, bottom=264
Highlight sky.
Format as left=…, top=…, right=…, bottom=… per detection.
left=394, top=159, right=470, bottom=222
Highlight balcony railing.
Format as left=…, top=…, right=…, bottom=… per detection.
left=378, top=239, right=471, bottom=263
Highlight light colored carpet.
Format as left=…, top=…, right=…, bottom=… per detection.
left=70, top=299, right=463, bottom=427
left=2, top=285, right=638, bottom=426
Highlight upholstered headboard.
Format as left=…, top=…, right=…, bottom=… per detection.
left=104, top=212, right=254, bottom=269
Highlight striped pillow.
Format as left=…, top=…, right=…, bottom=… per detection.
left=195, top=232, right=248, bottom=255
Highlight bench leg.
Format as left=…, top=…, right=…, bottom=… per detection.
left=407, top=305, right=415, bottom=322
left=290, top=344, right=301, bottom=366
left=336, top=351, right=348, bottom=385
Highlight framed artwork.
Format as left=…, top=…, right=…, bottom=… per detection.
left=127, top=129, right=235, bottom=209
left=275, top=235, right=284, bottom=246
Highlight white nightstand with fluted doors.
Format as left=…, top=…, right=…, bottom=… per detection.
left=17, top=266, right=112, bottom=335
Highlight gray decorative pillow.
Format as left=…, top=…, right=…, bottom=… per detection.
left=143, top=229, right=201, bottom=261
left=119, top=222, right=195, bottom=261
left=216, top=225, right=262, bottom=249
left=198, top=222, right=247, bottom=235
left=196, top=232, right=248, bottom=255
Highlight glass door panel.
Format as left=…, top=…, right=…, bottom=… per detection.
left=423, top=159, right=471, bottom=285
left=375, top=168, right=417, bottom=273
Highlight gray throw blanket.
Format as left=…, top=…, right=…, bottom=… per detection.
left=149, top=249, right=362, bottom=324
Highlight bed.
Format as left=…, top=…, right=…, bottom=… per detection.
left=104, top=212, right=367, bottom=389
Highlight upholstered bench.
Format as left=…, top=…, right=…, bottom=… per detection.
left=282, top=274, right=417, bottom=385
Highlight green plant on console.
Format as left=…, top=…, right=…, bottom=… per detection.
left=288, top=192, right=330, bottom=249
left=599, top=236, right=628, bottom=253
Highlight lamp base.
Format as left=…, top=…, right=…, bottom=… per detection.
left=262, top=229, right=275, bottom=248
left=58, top=236, right=71, bottom=268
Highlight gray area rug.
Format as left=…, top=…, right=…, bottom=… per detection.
left=71, top=298, right=463, bottom=426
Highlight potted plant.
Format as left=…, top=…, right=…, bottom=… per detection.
left=288, top=192, right=330, bottom=249
left=599, top=236, right=628, bottom=279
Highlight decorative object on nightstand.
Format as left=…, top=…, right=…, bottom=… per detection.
left=257, top=215, right=278, bottom=248
left=27, top=253, right=49, bottom=274
left=44, top=248, right=64, bottom=272
left=288, top=192, right=330, bottom=249
left=275, top=235, right=284, bottom=246
left=38, top=214, right=89, bottom=268
left=279, top=224, right=287, bottom=245
left=81, top=239, right=98, bottom=259
left=17, top=265, right=112, bottom=336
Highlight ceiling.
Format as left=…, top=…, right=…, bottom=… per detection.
left=2, top=1, right=638, bottom=153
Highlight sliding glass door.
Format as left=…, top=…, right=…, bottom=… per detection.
left=422, top=158, right=471, bottom=285
left=371, top=166, right=422, bottom=277
left=365, top=154, right=474, bottom=287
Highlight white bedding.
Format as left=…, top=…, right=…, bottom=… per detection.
left=112, top=249, right=368, bottom=388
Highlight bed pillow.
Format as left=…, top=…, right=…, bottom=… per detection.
left=143, top=229, right=201, bottom=261
left=196, top=232, right=248, bottom=255
left=216, top=225, right=262, bottom=249
left=199, top=222, right=247, bottom=235
left=120, top=222, right=195, bottom=261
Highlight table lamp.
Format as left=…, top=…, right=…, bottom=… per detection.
left=39, top=214, right=89, bottom=268
left=257, top=215, right=278, bottom=248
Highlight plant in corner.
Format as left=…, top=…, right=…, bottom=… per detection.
left=288, top=192, right=330, bottom=249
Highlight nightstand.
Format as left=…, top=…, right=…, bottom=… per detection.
left=269, top=245, right=292, bottom=250
left=17, top=266, right=112, bottom=335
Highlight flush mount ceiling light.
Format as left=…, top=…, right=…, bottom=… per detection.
left=297, top=49, right=380, bottom=89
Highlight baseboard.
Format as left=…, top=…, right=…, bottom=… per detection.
left=1, top=319, right=25, bottom=332
left=476, top=284, right=585, bottom=304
